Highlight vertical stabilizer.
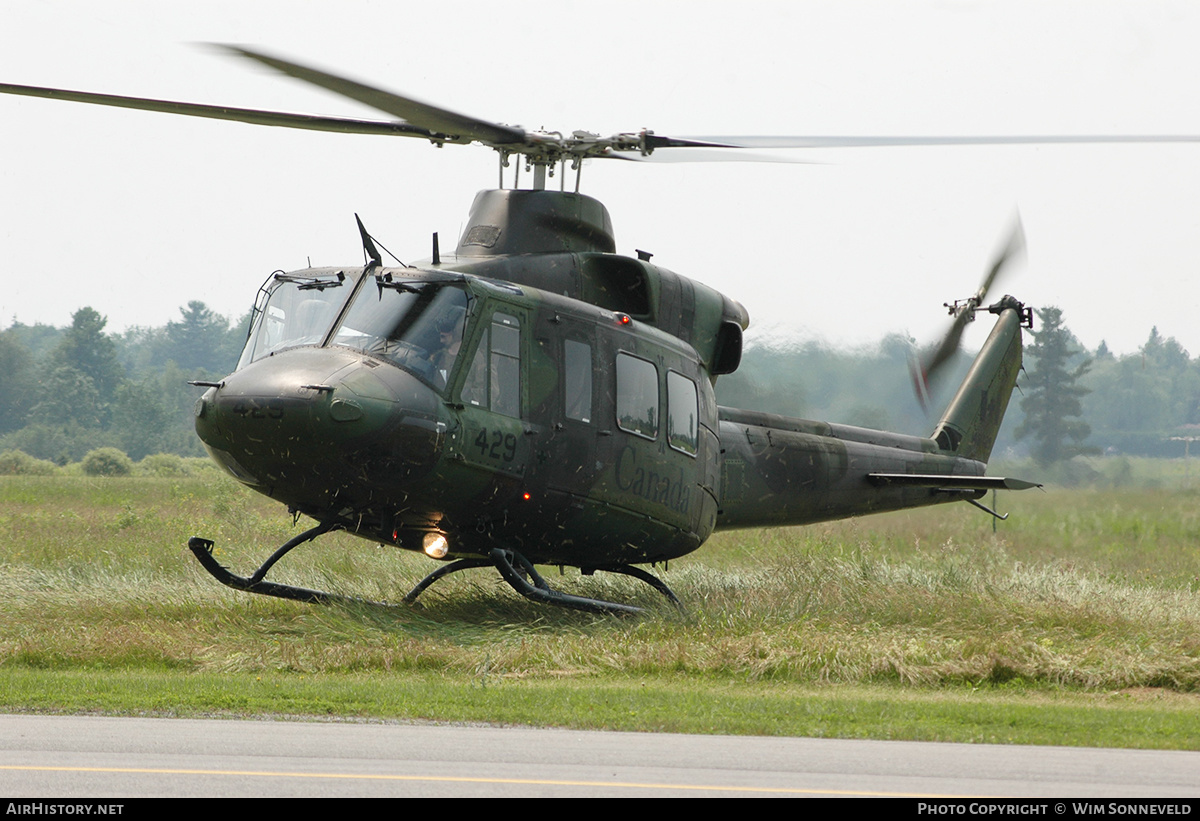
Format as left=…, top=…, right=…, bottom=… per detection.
left=929, top=298, right=1027, bottom=462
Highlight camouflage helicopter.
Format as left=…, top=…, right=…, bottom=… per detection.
left=0, top=47, right=1069, bottom=615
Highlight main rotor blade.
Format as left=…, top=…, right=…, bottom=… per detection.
left=0, top=81, right=438, bottom=138
left=221, top=45, right=527, bottom=147
left=605, top=149, right=819, bottom=164
left=687, top=135, right=1200, bottom=149
left=643, top=135, right=744, bottom=150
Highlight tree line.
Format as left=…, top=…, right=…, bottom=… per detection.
left=0, top=301, right=1191, bottom=467
left=0, top=302, right=248, bottom=463
left=716, top=307, right=1200, bottom=466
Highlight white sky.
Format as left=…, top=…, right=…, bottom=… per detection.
left=2, top=0, right=1198, bottom=356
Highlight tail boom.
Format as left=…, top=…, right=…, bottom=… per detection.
left=714, top=297, right=1033, bottom=531
left=714, top=409, right=992, bottom=529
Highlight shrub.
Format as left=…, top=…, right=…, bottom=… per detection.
left=0, top=449, right=58, bottom=476
left=138, top=453, right=191, bottom=477
left=81, top=447, right=134, bottom=477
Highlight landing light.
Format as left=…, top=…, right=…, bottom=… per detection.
left=422, top=532, right=449, bottom=559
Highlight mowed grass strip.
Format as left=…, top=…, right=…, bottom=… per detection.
left=4, top=668, right=1200, bottom=749
left=1, top=472, right=1199, bottom=748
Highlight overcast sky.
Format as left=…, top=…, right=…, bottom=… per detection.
left=2, top=0, right=1198, bottom=357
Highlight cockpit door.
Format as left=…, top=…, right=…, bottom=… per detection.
left=448, top=304, right=531, bottom=477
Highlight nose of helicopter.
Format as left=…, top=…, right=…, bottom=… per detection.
left=194, top=347, right=447, bottom=509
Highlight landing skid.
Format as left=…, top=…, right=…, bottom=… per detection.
left=188, top=523, right=398, bottom=608
left=188, top=527, right=681, bottom=616
left=403, top=548, right=681, bottom=616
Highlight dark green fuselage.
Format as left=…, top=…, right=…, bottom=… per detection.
left=195, top=190, right=1022, bottom=569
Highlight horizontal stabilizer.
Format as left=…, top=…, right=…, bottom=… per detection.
left=867, top=473, right=1042, bottom=491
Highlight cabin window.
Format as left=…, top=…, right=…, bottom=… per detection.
left=615, top=353, right=658, bottom=440
left=462, top=312, right=521, bottom=417
left=667, top=371, right=699, bottom=456
left=564, top=339, right=592, bottom=423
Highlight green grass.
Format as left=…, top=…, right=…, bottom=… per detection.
left=2, top=470, right=1200, bottom=748
left=4, top=669, right=1199, bottom=747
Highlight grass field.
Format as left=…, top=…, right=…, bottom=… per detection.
left=1, top=462, right=1199, bottom=748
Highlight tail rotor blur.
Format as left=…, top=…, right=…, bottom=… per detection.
left=911, top=216, right=1026, bottom=411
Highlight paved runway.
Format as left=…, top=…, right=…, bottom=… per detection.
left=2, top=714, right=1197, bottom=797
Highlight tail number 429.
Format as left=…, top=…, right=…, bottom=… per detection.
left=474, top=428, right=517, bottom=462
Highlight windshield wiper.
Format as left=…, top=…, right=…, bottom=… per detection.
left=374, top=272, right=427, bottom=294
left=274, top=271, right=346, bottom=291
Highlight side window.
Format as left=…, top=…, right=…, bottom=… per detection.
left=564, top=339, right=592, bottom=423
left=462, top=312, right=521, bottom=417
left=615, top=353, right=658, bottom=439
left=667, top=371, right=699, bottom=456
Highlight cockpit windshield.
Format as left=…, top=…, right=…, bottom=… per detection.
left=331, top=280, right=471, bottom=394
left=237, top=273, right=472, bottom=396
left=237, top=272, right=350, bottom=369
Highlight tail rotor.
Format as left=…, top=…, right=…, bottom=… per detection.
left=911, top=216, right=1026, bottom=411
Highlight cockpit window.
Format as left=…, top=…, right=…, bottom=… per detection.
left=331, top=281, right=470, bottom=394
left=237, top=274, right=349, bottom=369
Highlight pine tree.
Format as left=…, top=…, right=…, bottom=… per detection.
left=42, top=308, right=126, bottom=427
left=164, top=301, right=235, bottom=373
left=1015, top=307, right=1097, bottom=466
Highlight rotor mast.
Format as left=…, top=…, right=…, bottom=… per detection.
left=494, top=129, right=643, bottom=193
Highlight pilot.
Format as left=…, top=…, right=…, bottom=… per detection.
left=429, top=306, right=465, bottom=386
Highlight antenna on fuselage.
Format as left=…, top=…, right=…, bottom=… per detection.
left=355, top=213, right=383, bottom=271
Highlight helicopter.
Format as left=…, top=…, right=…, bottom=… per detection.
left=0, top=46, right=1109, bottom=616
